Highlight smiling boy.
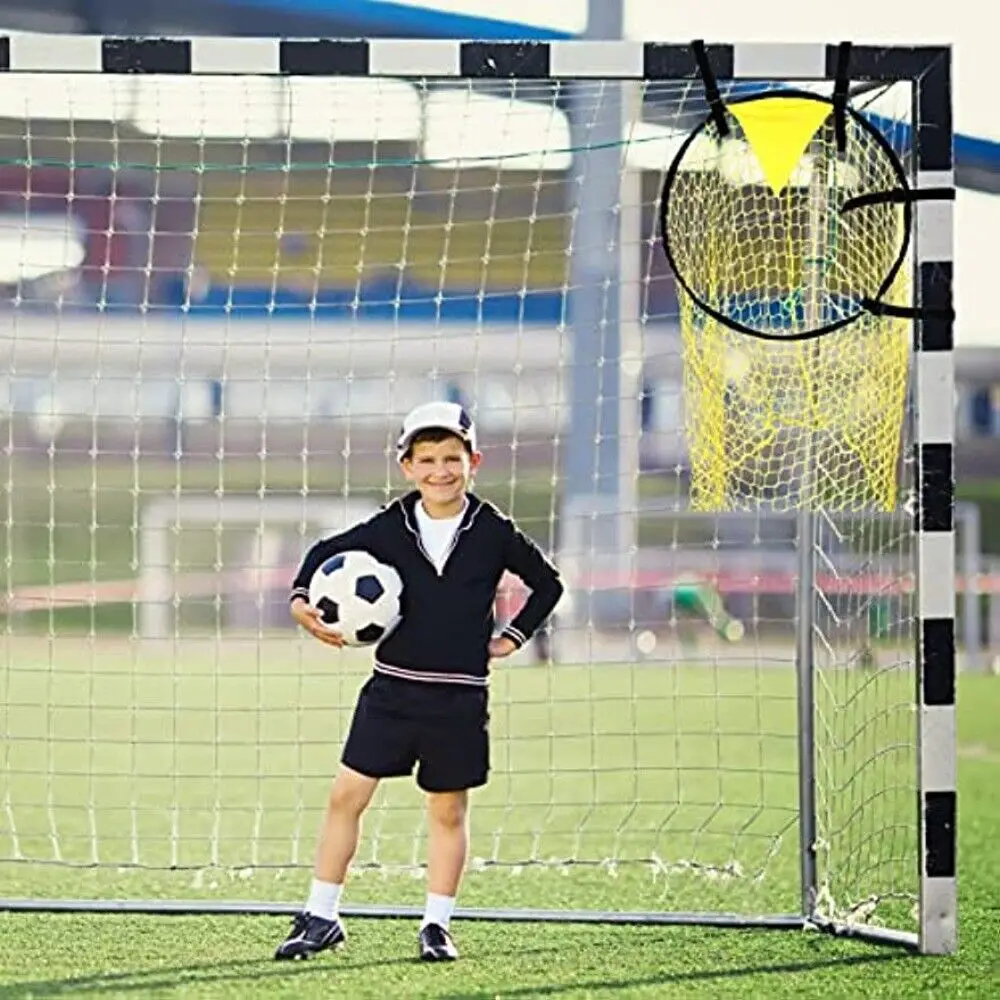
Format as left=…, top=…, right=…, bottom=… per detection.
left=275, top=401, right=563, bottom=963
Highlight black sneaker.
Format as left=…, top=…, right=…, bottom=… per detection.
left=274, top=912, right=346, bottom=960
left=419, top=922, right=458, bottom=962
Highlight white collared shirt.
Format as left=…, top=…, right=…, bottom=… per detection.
left=414, top=498, right=467, bottom=573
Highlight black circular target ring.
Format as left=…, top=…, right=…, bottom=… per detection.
left=657, top=89, right=913, bottom=343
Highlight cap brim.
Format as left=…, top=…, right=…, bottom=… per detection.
left=396, top=423, right=472, bottom=458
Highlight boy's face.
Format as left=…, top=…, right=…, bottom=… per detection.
left=400, top=436, right=481, bottom=510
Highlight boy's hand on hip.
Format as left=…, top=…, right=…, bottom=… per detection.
left=291, top=598, right=347, bottom=648
left=488, top=637, right=518, bottom=659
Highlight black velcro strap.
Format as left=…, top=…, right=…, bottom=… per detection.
left=861, top=297, right=955, bottom=321
left=692, top=39, right=729, bottom=139
left=842, top=187, right=955, bottom=213
left=832, top=41, right=852, bottom=154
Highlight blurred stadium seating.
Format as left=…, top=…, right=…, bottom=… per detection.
left=0, top=68, right=677, bottom=321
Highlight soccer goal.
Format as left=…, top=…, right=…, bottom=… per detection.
left=0, top=35, right=955, bottom=955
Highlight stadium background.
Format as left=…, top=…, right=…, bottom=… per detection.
left=1, top=2, right=1000, bottom=653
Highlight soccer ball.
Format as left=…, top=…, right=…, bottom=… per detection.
left=308, top=550, right=403, bottom=646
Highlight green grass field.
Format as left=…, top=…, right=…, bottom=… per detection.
left=1, top=635, right=996, bottom=999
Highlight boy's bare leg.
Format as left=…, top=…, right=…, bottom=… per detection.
left=275, top=766, right=379, bottom=959
left=314, top=765, right=380, bottom=886
left=425, top=789, right=469, bottom=900
left=419, top=790, right=468, bottom=961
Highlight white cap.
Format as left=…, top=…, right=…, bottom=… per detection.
left=395, top=401, right=478, bottom=459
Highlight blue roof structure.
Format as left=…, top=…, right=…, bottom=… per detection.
left=232, top=0, right=576, bottom=40
left=227, top=0, right=998, bottom=175
left=1, top=0, right=993, bottom=175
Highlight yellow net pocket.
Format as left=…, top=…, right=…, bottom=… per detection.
left=660, top=92, right=913, bottom=512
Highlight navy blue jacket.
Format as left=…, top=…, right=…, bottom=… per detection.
left=290, top=491, right=563, bottom=686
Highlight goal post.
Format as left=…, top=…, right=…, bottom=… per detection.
left=136, top=496, right=379, bottom=639
left=0, top=35, right=955, bottom=956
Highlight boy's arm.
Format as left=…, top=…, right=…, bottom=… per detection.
left=289, top=521, right=375, bottom=605
left=499, top=522, right=564, bottom=650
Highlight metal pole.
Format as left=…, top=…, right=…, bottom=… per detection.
left=618, top=80, right=643, bottom=558
left=795, top=494, right=819, bottom=920
left=795, top=145, right=829, bottom=920
left=561, top=0, right=625, bottom=589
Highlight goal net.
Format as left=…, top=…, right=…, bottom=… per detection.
left=661, top=92, right=912, bottom=512
left=0, top=36, right=955, bottom=954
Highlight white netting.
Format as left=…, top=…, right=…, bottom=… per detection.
left=0, top=66, right=918, bottom=931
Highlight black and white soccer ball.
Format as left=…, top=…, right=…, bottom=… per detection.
left=308, top=550, right=403, bottom=647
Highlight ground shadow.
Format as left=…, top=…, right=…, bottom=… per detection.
left=0, top=943, right=557, bottom=998
left=433, top=952, right=908, bottom=1000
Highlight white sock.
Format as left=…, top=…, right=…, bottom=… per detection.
left=305, top=879, right=342, bottom=921
left=421, top=892, right=456, bottom=930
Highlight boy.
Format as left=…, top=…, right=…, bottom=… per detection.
left=275, top=401, right=563, bottom=963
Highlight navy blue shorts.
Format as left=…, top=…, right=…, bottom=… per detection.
left=341, top=673, right=490, bottom=793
